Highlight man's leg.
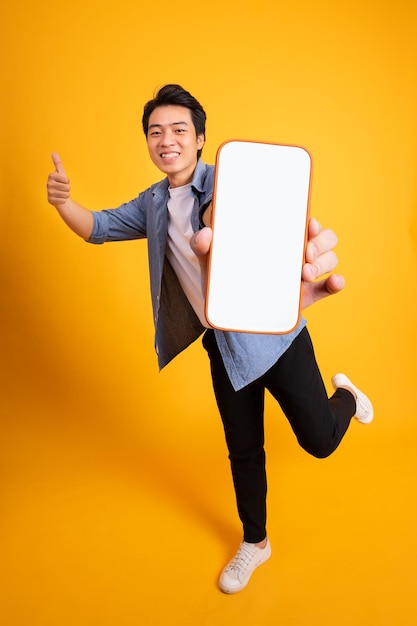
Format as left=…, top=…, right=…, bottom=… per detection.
left=263, top=327, right=355, bottom=458
left=202, top=330, right=272, bottom=593
left=202, top=330, right=267, bottom=543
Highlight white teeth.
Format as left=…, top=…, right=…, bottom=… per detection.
left=161, top=152, right=179, bottom=158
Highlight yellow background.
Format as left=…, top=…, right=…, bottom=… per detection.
left=1, top=1, right=416, bottom=624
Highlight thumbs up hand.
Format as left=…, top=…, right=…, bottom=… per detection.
left=45, top=153, right=93, bottom=239
left=47, top=152, right=71, bottom=207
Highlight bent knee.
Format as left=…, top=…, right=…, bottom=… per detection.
left=298, top=438, right=339, bottom=459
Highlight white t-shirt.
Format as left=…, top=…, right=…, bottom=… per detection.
left=166, top=184, right=209, bottom=327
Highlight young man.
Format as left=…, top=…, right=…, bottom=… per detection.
left=47, top=84, right=373, bottom=594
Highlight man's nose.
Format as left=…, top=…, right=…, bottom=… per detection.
left=161, top=131, right=175, bottom=145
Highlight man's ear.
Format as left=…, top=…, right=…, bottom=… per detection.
left=197, top=134, right=205, bottom=149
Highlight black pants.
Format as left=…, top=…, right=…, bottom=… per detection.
left=202, top=327, right=356, bottom=543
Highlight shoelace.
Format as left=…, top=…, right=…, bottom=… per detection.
left=226, top=542, right=257, bottom=573
left=356, top=395, right=369, bottom=417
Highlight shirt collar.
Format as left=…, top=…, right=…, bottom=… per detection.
left=190, top=159, right=207, bottom=194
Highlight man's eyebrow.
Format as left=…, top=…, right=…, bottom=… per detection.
left=148, top=121, right=189, bottom=129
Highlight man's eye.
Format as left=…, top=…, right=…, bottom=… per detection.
left=175, top=128, right=186, bottom=133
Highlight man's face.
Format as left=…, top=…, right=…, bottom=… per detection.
left=146, top=105, right=205, bottom=188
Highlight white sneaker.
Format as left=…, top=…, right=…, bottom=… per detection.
left=219, top=538, right=272, bottom=594
left=331, top=373, right=374, bottom=424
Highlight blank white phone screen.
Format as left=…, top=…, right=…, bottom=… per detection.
left=205, top=140, right=312, bottom=334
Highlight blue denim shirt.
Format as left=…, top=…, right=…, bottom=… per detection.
left=88, top=159, right=306, bottom=390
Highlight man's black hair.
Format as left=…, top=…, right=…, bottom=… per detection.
left=142, top=84, right=206, bottom=159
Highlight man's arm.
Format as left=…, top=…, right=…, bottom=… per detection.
left=190, top=214, right=345, bottom=310
left=47, top=152, right=94, bottom=240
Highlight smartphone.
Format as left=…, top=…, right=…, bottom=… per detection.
left=205, top=140, right=312, bottom=334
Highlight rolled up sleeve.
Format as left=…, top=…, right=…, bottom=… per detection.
left=87, top=196, right=148, bottom=244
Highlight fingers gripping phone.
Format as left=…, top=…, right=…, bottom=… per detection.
left=205, top=140, right=312, bottom=334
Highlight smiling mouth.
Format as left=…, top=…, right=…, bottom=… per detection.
left=161, top=152, right=180, bottom=159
